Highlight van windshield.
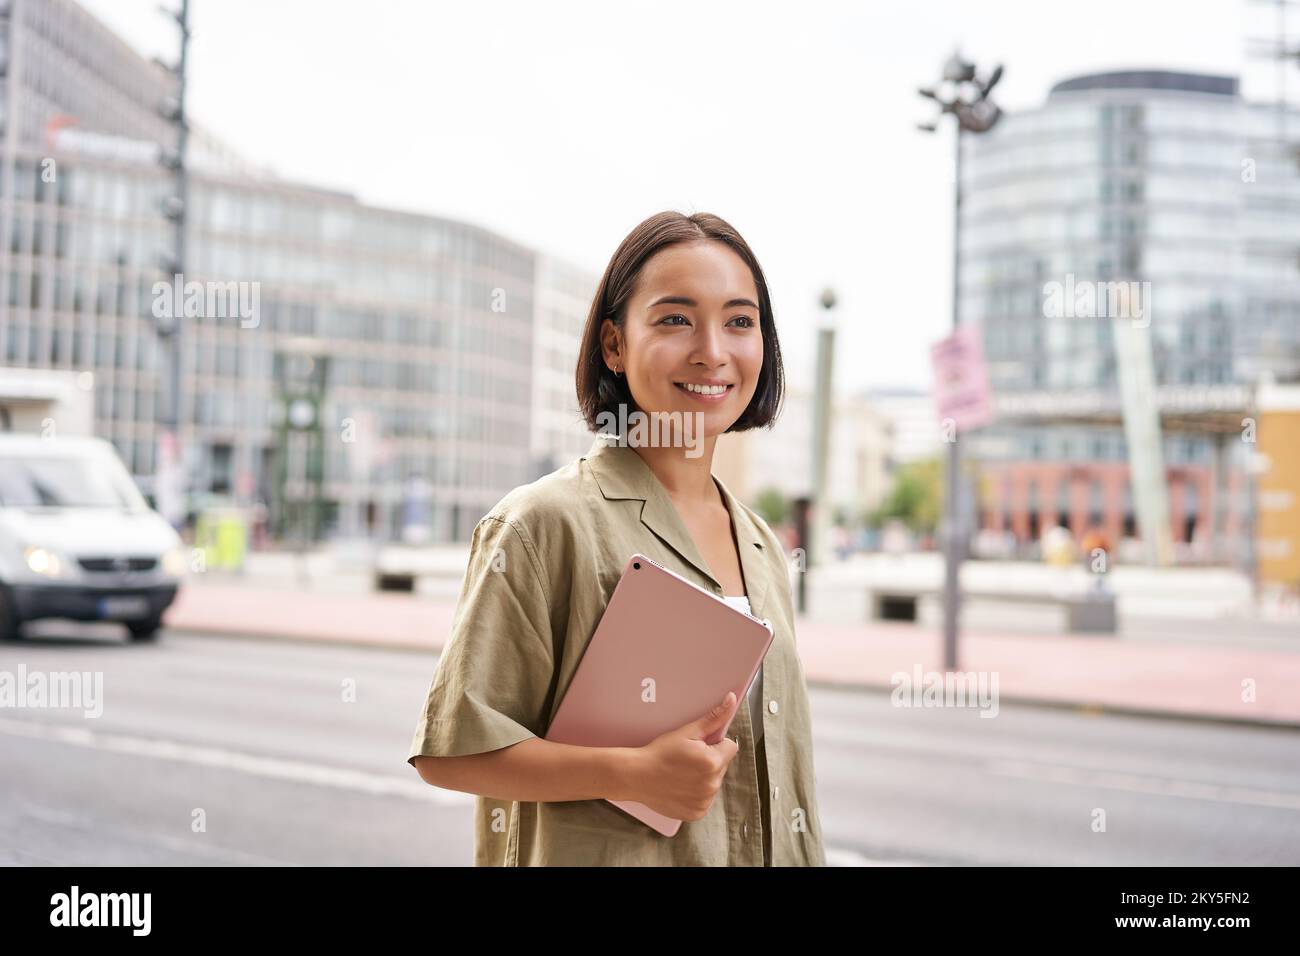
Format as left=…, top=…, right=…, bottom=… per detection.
left=0, top=456, right=144, bottom=509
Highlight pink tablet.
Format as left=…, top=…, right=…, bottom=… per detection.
left=543, top=553, right=774, bottom=837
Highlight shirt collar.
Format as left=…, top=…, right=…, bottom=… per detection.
left=581, top=437, right=770, bottom=619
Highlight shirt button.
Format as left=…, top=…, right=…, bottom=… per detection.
left=768, top=700, right=779, bottom=715
left=742, top=822, right=749, bottom=839
left=772, top=785, right=780, bottom=801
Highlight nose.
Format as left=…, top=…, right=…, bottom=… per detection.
left=689, top=321, right=727, bottom=368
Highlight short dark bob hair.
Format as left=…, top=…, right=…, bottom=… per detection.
left=575, top=210, right=785, bottom=433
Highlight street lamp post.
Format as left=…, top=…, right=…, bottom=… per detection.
left=917, top=52, right=1003, bottom=671
left=810, top=288, right=837, bottom=575
left=155, top=0, right=191, bottom=532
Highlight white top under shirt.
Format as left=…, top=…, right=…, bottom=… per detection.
left=720, top=594, right=763, bottom=743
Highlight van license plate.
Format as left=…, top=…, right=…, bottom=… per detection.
left=99, top=596, right=149, bottom=619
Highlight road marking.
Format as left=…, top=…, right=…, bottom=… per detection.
left=825, top=847, right=923, bottom=866
left=0, top=716, right=473, bottom=807
left=16, top=802, right=293, bottom=865
left=987, top=759, right=1300, bottom=811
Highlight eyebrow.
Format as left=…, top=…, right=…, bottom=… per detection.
left=646, top=295, right=759, bottom=311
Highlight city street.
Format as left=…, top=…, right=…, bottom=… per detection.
left=2, top=627, right=1297, bottom=866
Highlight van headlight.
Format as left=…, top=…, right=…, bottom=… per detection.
left=24, top=546, right=67, bottom=579
left=162, top=547, right=189, bottom=577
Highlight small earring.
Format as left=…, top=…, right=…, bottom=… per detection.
left=613, top=365, right=622, bottom=377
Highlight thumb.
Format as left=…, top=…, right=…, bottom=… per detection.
left=686, top=691, right=737, bottom=740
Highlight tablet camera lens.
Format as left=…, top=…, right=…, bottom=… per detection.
left=633, top=562, right=641, bottom=570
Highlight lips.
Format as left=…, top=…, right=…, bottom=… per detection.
left=674, top=381, right=735, bottom=402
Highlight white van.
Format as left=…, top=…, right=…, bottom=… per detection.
left=0, top=435, right=186, bottom=641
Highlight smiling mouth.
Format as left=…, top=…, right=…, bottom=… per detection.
left=674, top=382, right=734, bottom=398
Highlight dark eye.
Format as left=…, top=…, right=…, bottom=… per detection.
left=729, top=315, right=756, bottom=328
left=660, top=314, right=689, bottom=326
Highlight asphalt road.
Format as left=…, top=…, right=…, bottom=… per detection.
left=2, top=625, right=1298, bottom=866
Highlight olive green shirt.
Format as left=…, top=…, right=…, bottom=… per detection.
left=405, top=436, right=828, bottom=867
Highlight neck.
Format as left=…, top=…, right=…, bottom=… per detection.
left=631, top=435, right=720, bottom=500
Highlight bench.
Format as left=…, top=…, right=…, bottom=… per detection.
left=869, top=585, right=1117, bottom=634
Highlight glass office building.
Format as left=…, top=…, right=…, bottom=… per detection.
left=961, top=70, right=1300, bottom=559
left=0, top=0, right=596, bottom=542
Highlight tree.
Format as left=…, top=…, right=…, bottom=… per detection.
left=753, top=487, right=790, bottom=526
left=872, top=458, right=942, bottom=533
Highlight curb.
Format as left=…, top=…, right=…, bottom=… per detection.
left=164, top=621, right=1300, bottom=734
left=162, top=621, right=437, bottom=657
left=806, top=677, right=1300, bottom=734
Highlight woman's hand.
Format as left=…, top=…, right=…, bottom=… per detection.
left=625, top=692, right=741, bottom=821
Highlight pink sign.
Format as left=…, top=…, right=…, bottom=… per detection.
left=930, top=322, right=994, bottom=431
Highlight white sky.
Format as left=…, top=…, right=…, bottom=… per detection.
left=77, top=0, right=1280, bottom=394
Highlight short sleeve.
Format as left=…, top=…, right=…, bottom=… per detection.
left=406, top=514, right=556, bottom=766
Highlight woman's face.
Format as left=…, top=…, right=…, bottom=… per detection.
left=602, top=239, right=764, bottom=440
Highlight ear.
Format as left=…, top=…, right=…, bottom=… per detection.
left=599, top=318, right=623, bottom=372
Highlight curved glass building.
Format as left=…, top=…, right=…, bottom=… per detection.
left=961, top=69, right=1300, bottom=562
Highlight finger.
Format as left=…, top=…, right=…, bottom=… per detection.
left=688, top=691, right=737, bottom=739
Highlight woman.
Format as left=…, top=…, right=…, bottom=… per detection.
left=407, top=210, right=827, bottom=866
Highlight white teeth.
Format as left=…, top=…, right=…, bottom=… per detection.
left=680, top=383, right=728, bottom=395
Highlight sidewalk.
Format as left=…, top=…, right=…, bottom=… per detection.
left=165, top=578, right=1300, bottom=730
